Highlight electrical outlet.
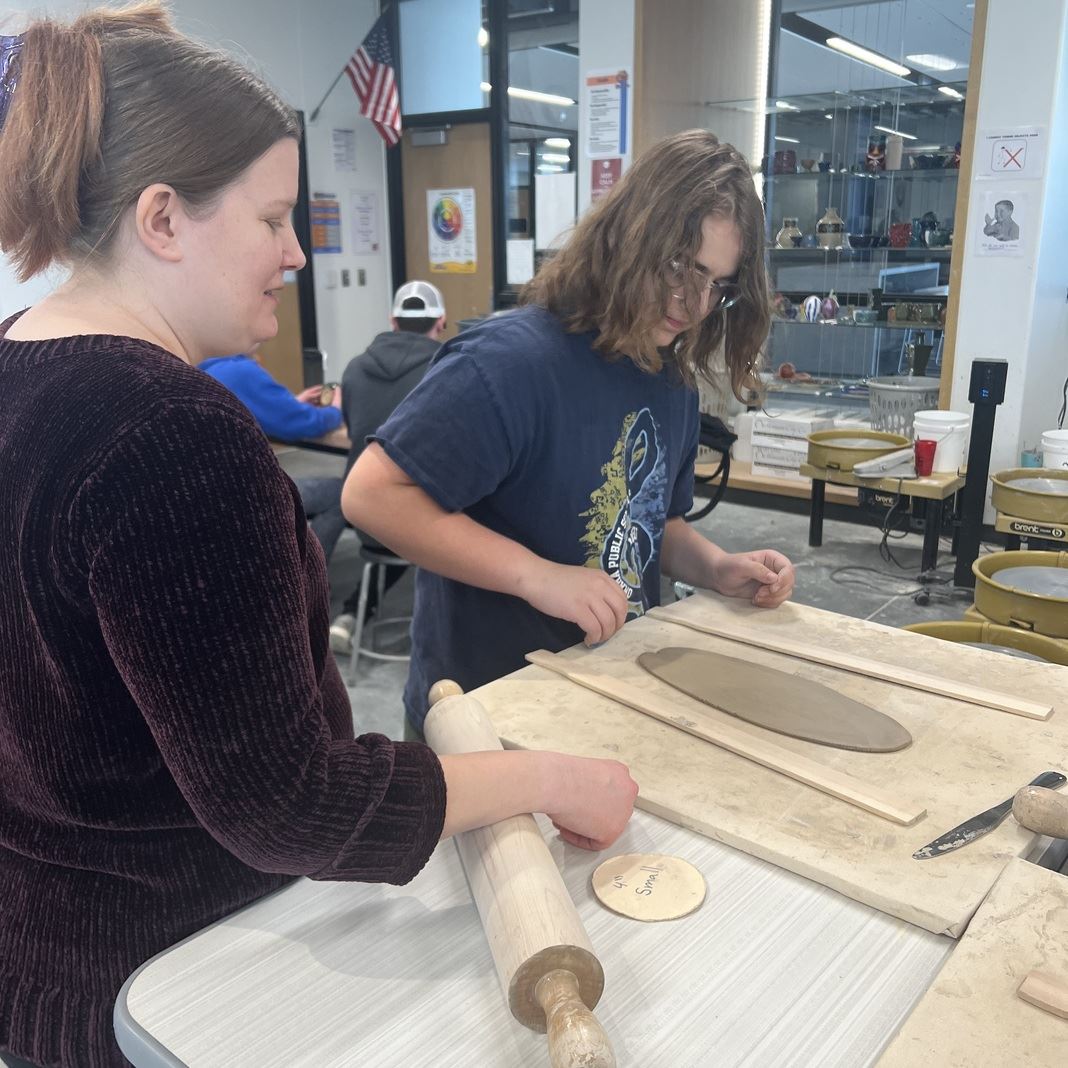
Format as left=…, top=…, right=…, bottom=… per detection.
left=357, top=269, right=367, bottom=286
left=341, top=269, right=351, bottom=287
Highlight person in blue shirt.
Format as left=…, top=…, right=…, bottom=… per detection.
left=200, top=352, right=348, bottom=560
left=343, top=130, right=796, bottom=735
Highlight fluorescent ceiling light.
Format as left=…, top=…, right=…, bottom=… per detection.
left=826, top=36, right=911, bottom=78
left=480, top=82, right=576, bottom=106
left=544, top=137, right=571, bottom=148
left=477, top=27, right=489, bottom=49
left=774, top=135, right=800, bottom=144
left=906, top=53, right=958, bottom=71
left=774, top=100, right=799, bottom=110
left=938, top=86, right=965, bottom=101
left=874, top=124, right=918, bottom=141
left=540, top=152, right=571, bottom=163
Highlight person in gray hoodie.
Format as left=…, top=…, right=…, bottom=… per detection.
left=329, top=281, right=446, bottom=652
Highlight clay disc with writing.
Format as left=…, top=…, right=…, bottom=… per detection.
left=591, top=853, right=706, bottom=922
left=638, top=647, right=912, bottom=752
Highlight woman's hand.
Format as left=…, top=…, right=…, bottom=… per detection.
left=710, top=549, right=795, bottom=608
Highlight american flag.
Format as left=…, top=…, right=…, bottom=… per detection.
left=345, top=14, right=401, bottom=147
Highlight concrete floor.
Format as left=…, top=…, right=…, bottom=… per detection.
left=276, top=447, right=978, bottom=741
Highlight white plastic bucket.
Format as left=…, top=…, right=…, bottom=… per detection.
left=913, top=410, right=971, bottom=473
left=1041, top=429, right=1068, bottom=470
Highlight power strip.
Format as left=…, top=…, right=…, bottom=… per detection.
left=853, top=447, right=916, bottom=478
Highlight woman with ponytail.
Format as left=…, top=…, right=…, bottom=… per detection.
left=0, top=6, right=636, bottom=1065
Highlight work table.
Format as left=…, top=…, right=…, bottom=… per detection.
left=117, top=594, right=1068, bottom=1065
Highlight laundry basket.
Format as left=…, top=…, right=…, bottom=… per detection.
left=868, top=376, right=941, bottom=437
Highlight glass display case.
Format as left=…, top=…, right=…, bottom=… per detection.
left=759, top=83, right=966, bottom=417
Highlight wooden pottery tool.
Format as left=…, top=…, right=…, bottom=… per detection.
left=423, top=680, right=616, bottom=1068
left=646, top=605, right=1054, bottom=720
left=591, top=853, right=706, bottom=922
left=1018, top=970, right=1068, bottom=1019
left=637, top=646, right=911, bottom=752
left=913, top=771, right=1067, bottom=859
left=526, top=649, right=926, bottom=826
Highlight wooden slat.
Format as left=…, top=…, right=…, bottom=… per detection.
left=647, top=607, right=1053, bottom=721
left=525, top=649, right=926, bottom=827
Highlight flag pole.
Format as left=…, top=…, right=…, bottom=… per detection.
left=309, top=68, right=347, bottom=124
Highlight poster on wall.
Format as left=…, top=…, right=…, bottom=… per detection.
left=309, top=196, right=342, bottom=254
left=976, top=188, right=1030, bottom=257
left=585, top=69, right=630, bottom=158
left=351, top=191, right=380, bottom=254
left=590, top=157, right=622, bottom=201
left=977, top=126, right=1045, bottom=180
left=332, top=129, right=357, bottom=172
left=427, top=188, right=477, bottom=273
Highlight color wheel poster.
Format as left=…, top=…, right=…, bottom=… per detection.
left=427, top=188, right=476, bottom=274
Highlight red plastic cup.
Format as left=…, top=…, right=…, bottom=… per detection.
left=915, top=438, right=937, bottom=476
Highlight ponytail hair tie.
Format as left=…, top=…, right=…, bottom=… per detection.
left=0, top=34, right=24, bottom=133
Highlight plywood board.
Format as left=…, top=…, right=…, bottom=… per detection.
left=878, top=858, right=1068, bottom=1065
left=474, top=593, right=1068, bottom=937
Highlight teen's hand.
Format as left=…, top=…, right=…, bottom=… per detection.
left=516, top=560, right=629, bottom=645
left=296, top=385, right=323, bottom=405
left=546, top=753, right=639, bottom=850
left=711, top=549, right=795, bottom=608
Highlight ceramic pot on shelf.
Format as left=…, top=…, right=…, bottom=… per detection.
left=775, top=218, right=803, bottom=249
left=820, top=290, right=840, bottom=321
left=816, top=206, right=847, bottom=249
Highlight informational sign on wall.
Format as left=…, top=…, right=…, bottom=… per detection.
left=590, top=157, right=622, bottom=201
left=332, top=128, right=357, bottom=172
left=427, top=188, right=477, bottom=273
left=976, top=188, right=1030, bottom=257
left=585, top=69, right=630, bottom=158
left=977, top=126, right=1045, bottom=180
left=351, top=191, right=380, bottom=254
left=310, top=196, right=342, bottom=254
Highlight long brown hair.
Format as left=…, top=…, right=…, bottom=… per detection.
left=0, top=2, right=298, bottom=282
left=521, top=129, right=770, bottom=398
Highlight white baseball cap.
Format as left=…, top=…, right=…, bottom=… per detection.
left=391, top=280, right=445, bottom=319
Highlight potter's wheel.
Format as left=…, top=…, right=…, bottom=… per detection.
left=973, top=550, right=1068, bottom=639
left=992, top=566, right=1068, bottom=599
left=807, top=429, right=910, bottom=471
left=991, top=468, right=1068, bottom=525
left=904, top=619, right=1068, bottom=664
left=961, top=642, right=1046, bottom=661
left=1005, top=477, right=1068, bottom=496
left=825, top=435, right=894, bottom=448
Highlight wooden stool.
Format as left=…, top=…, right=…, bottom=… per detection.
left=347, top=546, right=412, bottom=680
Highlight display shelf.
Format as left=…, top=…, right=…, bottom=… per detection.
left=768, top=247, right=953, bottom=257
left=771, top=319, right=945, bottom=331
left=765, top=169, right=960, bottom=182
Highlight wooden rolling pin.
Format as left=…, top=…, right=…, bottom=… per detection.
left=424, top=680, right=616, bottom=1068
left=1013, top=785, right=1068, bottom=839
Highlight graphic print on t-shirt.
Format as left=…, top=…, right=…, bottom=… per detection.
left=580, top=408, right=668, bottom=615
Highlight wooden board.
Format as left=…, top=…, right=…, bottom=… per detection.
left=877, top=859, right=1068, bottom=1065
left=475, top=594, right=1068, bottom=937
left=637, top=646, right=913, bottom=752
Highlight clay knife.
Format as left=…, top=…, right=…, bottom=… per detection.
left=913, top=771, right=1067, bottom=860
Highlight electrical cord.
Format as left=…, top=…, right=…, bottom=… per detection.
left=1058, top=371, right=1067, bottom=429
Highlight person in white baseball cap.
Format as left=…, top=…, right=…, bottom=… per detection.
left=329, top=281, right=448, bottom=652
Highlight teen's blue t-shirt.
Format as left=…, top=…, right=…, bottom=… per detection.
left=371, top=306, right=700, bottom=730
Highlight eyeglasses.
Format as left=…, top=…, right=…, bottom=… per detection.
left=665, top=258, right=742, bottom=311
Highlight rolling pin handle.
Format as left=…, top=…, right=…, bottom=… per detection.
left=534, top=969, right=616, bottom=1068
left=1013, top=784, right=1068, bottom=840
left=428, top=679, right=465, bottom=706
